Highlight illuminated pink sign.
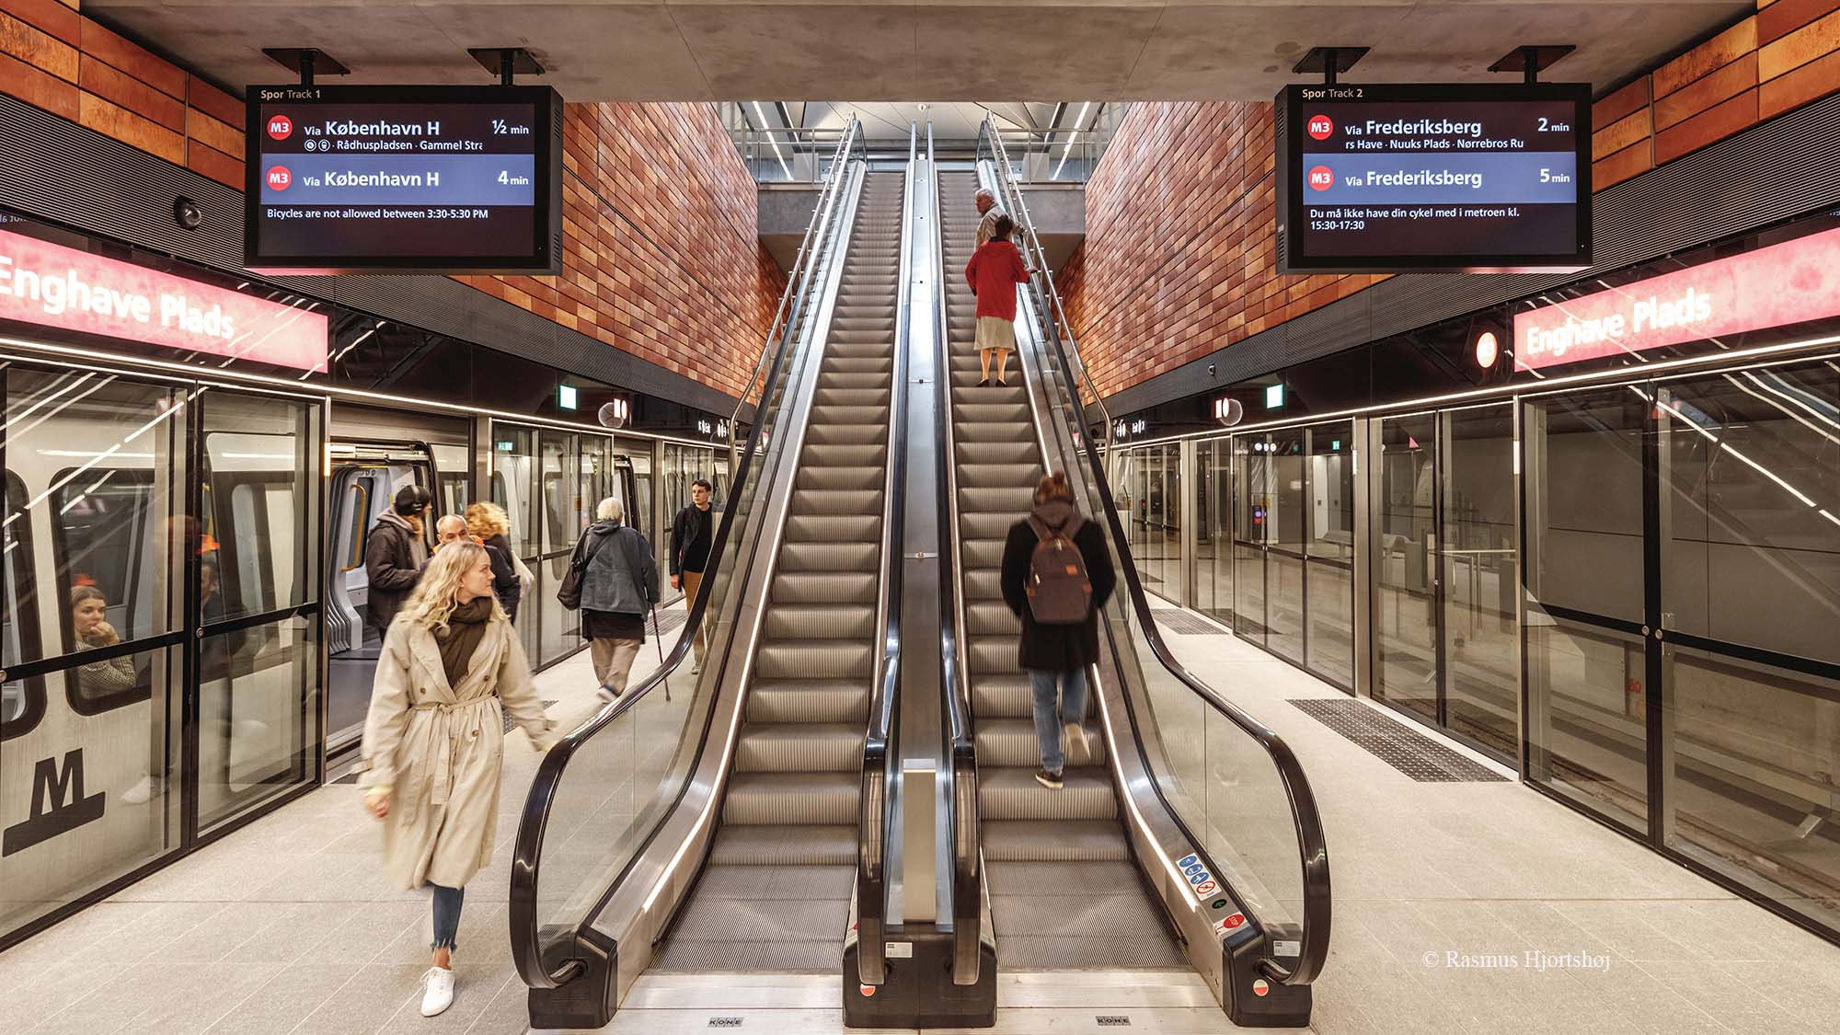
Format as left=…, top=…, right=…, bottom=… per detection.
left=0, top=228, right=327, bottom=372
left=1514, top=225, right=1840, bottom=371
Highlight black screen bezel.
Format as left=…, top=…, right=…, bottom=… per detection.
left=243, top=83, right=564, bottom=275
left=1275, top=81, right=1594, bottom=274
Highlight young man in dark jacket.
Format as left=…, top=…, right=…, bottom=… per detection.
left=999, top=471, right=1117, bottom=789
left=577, top=497, right=659, bottom=700
left=668, top=478, right=716, bottom=672
left=364, top=485, right=431, bottom=640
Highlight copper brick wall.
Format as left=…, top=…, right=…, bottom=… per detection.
left=1061, top=0, right=1840, bottom=402
left=0, top=0, right=779, bottom=399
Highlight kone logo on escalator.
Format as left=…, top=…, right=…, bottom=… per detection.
left=2, top=749, right=105, bottom=856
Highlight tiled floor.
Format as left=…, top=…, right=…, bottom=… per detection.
left=5, top=601, right=1840, bottom=1033
left=1154, top=606, right=1840, bottom=1035
left=0, top=605, right=680, bottom=1035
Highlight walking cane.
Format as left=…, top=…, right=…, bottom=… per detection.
left=650, top=603, right=671, bottom=702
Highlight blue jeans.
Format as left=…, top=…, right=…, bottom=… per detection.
left=429, top=882, right=464, bottom=952
left=1029, top=667, right=1089, bottom=774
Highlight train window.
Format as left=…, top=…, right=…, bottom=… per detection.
left=342, top=479, right=370, bottom=571
left=54, top=469, right=159, bottom=649
left=1, top=473, right=45, bottom=739
left=203, top=393, right=318, bottom=624
left=10, top=372, right=185, bottom=671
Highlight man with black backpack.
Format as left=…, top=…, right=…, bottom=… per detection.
left=560, top=497, right=658, bottom=701
left=999, top=471, right=1117, bottom=789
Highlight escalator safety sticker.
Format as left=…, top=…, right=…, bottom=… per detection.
left=1177, top=853, right=1220, bottom=899
left=1212, top=913, right=1247, bottom=939
left=886, top=942, right=913, bottom=958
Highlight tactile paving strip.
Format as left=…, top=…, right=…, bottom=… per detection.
left=1151, top=609, right=1226, bottom=635
left=503, top=699, right=559, bottom=733
left=652, top=610, right=687, bottom=635
left=1289, top=699, right=1507, bottom=783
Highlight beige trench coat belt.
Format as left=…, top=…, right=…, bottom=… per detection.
left=410, top=693, right=500, bottom=808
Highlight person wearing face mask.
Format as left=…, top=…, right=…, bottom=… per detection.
left=356, top=541, right=555, bottom=1018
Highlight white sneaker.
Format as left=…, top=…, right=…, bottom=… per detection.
left=121, top=773, right=157, bottom=805
left=596, top=683, right=622, bottom=703
left=420, top=966, right=455, bottom=1017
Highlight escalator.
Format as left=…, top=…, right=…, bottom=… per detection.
left=510, top=122, right=914, bottom=1028
left=651, top=170, right=902, bottom=972
left=938, top=171, right=1188, bottom=969
left=925, top=125, right=1334, bottom=1026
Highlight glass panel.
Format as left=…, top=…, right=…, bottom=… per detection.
left=1375, top=415, right=1438, bottom=722
left=0, top=645, right=180, bottom=937
left=1663, top=646, right=1840, bottom=933
left=1441, top=405, right=1519, bottom=762
left=202, top=393, right=318, bottom=623
left=1305, top=423, right=1355, bottom=689
left=493, top=425, right=540, bottom=560
left=1525, top=386, right=1647, bottom=623
left=197, top=617, right=319, bottom=833
left=539, top=430, right=572, bottom=556
left=432, top=443, right=471, bottom=520
left=1267, top=429, right=1305, bottom=662
left=1526, top=612, right=1648, bottom=832
left=1658, top=363, right=1840, bottom=666
left=7, top=371, right=186, bottom=664
left=1233, top=436, right=1266, bottom=641
left=1192, top=440, right=1230, bottom=622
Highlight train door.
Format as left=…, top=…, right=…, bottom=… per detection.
left=324, top=444, right=434, bottom=757
left=1, top=367, right=323, bottom=948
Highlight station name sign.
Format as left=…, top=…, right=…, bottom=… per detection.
left=1275, top=82, right=1592, bottom=273
left=0, top=228, right=328, bottom=371
left=244, top=84, right=563, bottom=275
left=1514, top=225, right=1840, bottom=371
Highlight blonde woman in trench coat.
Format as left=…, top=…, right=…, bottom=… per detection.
left=358, top=540, right=555, bottom=1018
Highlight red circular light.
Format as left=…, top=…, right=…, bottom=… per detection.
left=1474, top=330, right=1499, bottom=369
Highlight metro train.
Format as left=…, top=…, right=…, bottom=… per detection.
left=0, top=370, right=723, bottom=940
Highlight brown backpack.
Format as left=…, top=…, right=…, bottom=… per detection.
left=1024, top=514, right=1092, bottom=624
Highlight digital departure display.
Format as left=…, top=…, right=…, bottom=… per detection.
left=244, top=84, right=562, bottom=274
left=1275, top=83, right=1592, bottom=273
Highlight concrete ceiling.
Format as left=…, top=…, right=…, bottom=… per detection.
left=89, top=1, right=1747, bottom=101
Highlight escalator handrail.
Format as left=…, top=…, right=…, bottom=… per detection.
left=856, top=124, right=918, bottom=985
left=931, top=125, right=983, bottom=978
left=979, top=121, right=1332, bottom=987
left=976, top=117, right=1113, bottom=446
left=730, top=119, right=868, bottom=430
left=510, top=119, right=864, bottom=991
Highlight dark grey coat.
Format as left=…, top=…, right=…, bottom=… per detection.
left=576, top=520, right=658, bottom=616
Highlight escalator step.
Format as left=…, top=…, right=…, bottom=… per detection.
left=980, top=767, right=1117, bottom=820
left=983, top=820, right=1130, bottom=862
left=737, top=723, right=866, bottom=772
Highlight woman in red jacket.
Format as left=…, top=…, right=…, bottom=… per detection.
left=965, top=215, right=1035, bottom=386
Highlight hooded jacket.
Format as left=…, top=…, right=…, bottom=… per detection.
left=999, top=498, right=1118, bottom=671
left=577, top=519, right=659, bottom=616
left=364, top=510, right=427, bottom=635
